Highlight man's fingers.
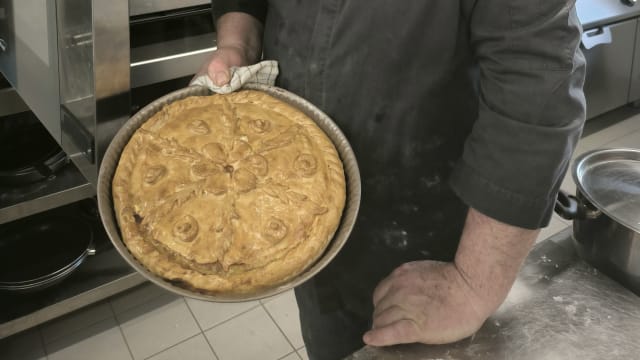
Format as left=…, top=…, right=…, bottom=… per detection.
left=372, top=290, right=401, bottom=319
left=372, top=304, right=410, bottom=329
left=373, top=262, right=420, bottom=306
left=363, top=319, right=421, bottom=347
left=372, top=275, right=393, bottom=306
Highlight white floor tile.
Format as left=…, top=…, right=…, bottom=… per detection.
left=40, top=301, right=113, bottom=344
left=205, top=306, right=293, bottom=360
left=604, top=129, right=640, bottom=148
left=0, top=329, right=47, bottom=360
left=184, top=297, right=260, bottom=331
left=575, top=115, right=640, bottom=156
left=279, top=351, right=301, bottom=360
left=263, top=290, right=304, bottom=349
left=110, top=281, right=172, bottom=314
left=148, top=334, right=217, bottom=360
left=297, top=347, right=309, bottom=360
left=116, top=295, right=200, bottom=360
left=536, top=215, right=570, bottom=244
left=45, top=317, right=132, bottom=360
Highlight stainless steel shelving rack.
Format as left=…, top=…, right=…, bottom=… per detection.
left=0, top=0, right=213, bottom=339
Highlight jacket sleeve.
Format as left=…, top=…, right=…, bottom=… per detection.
left=212, top=0, right=268, bottom=24
left=449, top=0, right=586, bottom=229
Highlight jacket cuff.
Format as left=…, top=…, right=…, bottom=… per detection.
left=449, top=160, right=556, bottom=230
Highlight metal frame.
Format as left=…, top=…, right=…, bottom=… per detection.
left=58, top=0, right=131, bottom=186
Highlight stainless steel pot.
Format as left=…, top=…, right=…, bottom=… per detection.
left=555, top=148, right=640, bottom=295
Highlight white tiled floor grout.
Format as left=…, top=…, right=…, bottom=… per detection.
left=108, top=301, right=136, bottom=360
left=182, top=297, right=220, bottom=360
left=142, top=332, right=203, bottom=360
left=263, top=302, right=299, bottom=352
left=2, top=110, right=639, bottom=360
left=204, top=305, right=293, bottom=360
left=196, top=302, right=262, bottom=333
left=277, top=350, right=300, bottom=360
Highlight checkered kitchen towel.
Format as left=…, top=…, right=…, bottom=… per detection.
left=190, top=60, right=279, bottom=94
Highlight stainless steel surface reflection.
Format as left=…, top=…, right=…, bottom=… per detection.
left=346, top=228, right=640, bottom=360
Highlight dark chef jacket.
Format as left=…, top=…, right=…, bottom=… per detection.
left=212, top=0, right=586, bottom=352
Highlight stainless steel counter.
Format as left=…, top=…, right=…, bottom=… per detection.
left=345, top=228, right=640, bottom=360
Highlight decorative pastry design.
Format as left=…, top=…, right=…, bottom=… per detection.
left=294, top=154, right=318, bottom=177
left=112, top=90, right=346, bottom=294
left=187, top=119, right=211, bottom=135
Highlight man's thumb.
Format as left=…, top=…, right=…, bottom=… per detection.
left=212, top=71, right=230, bottom=86
left=363, top=320, right=420, bottom=347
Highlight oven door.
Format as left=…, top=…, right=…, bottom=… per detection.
left=129, top=3, right=216, bottom=89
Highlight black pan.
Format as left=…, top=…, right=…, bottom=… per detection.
left=0, top=214, right=94, bottom=292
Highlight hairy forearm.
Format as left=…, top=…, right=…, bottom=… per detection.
left=216, top=12, right=264, bottom=64
left=454, top=208, right=538, bottom=315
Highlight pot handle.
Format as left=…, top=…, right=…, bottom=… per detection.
left=87, top=243, right=96, bottom=256
left=555, top=190, right=602, bottom=220
left=555, top=190, right=580, bottom=220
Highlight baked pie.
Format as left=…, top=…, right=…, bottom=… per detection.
left=112, top=90, right=346, bottom=294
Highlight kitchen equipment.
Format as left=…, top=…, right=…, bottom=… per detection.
left=0, top=213, right=95, bottom=293
left=0, top=0, right=217, bottom=338
left=97, top=84, right=361, bottom=302
left=0, top=112, right=69, bottom=186
left=576, top=0, right=640, bottom=119
left=555, top=148, right=640, bottom=295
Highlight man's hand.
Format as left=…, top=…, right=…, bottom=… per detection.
left=195, top=45, right=252, bottom=86
left=364, top=260, right=488, bottom=345
left=364, top=208, right=539, bottom=346
left=191, top=12, right=263, bottom=86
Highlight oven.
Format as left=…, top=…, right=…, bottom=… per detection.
left=0, top=0, right=215, bottom=338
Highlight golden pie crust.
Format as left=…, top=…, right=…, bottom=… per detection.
left=112, top=90, right=346, bottom=294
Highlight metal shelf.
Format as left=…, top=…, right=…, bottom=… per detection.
left=0, top=239, right=145, bottom=339
left=0, top=163, right=95, bottom=225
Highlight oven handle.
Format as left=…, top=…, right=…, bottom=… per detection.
left=581, top=26, right=612, bottom=50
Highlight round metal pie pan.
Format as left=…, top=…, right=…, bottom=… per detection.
left=97, top=84, right=361, bottom=302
